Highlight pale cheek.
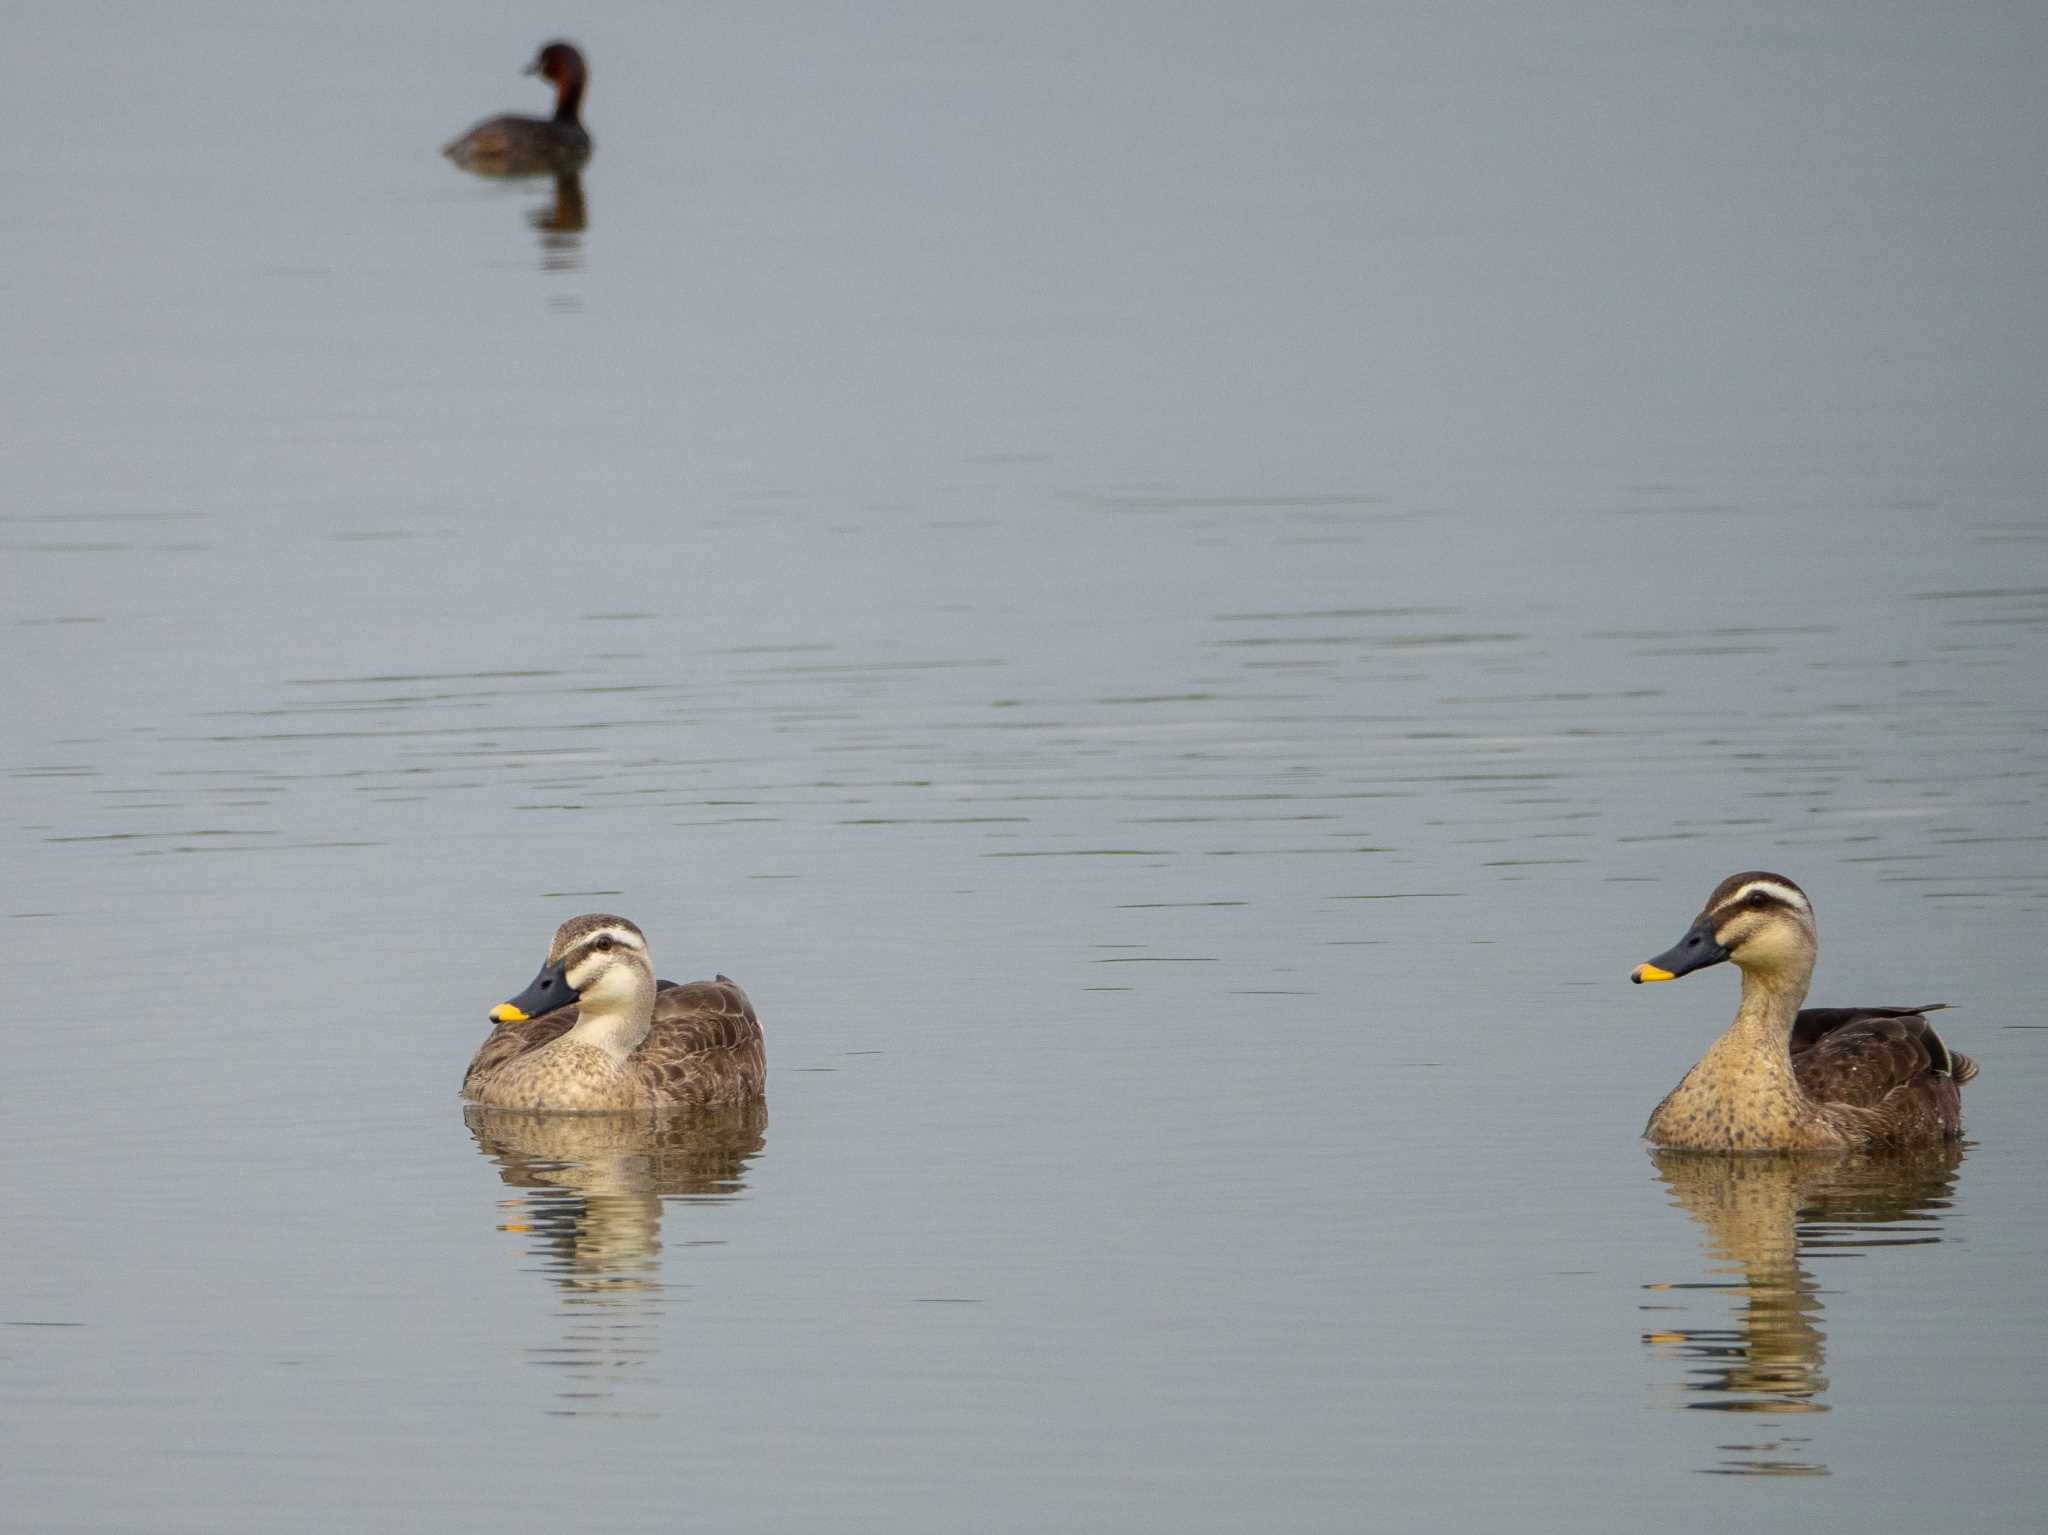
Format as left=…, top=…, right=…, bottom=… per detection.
left=1738, top=928, right=1802, bottom=966
left=576, top=964, right=635, bottom=1004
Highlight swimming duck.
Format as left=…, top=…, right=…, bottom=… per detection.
left=443, top=41, right=592, bottom=175
left=1632, top=872, right=1976, bottom=1151
left=465, top=914, right=765, bottom=1111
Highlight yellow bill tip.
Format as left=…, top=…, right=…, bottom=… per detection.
left=1632, top=963, right=1675, bottom=984
left=490, top=1002, right=530, bottom=1023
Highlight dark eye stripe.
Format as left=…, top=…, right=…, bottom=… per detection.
left=1712, top=886, right=1802, bottom=921
left=565, top=929, right=641, bottom=966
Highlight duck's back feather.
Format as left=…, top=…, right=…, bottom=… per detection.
left=443, top=115, right=591, bottom=174
left=1790, top=1004, right=1968, bottom=1143
left=628, top=979, right=766, bottom=1106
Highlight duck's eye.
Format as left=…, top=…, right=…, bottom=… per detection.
left=593, top=935, right=614, bottom=952
left=1747, top=890, right=1769, bottom=908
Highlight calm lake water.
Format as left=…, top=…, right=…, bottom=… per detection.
left=5, top=4, right=2046, bottom=1531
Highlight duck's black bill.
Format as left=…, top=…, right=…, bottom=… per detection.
left=491, top=958, right=578, bottom=1022
left=1631, top=920, right=1729, bottom=984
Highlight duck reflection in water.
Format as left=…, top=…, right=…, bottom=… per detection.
left=1642, top=1146, right=1960, bottom=1477
left=466, top=1103, right=767, bottom=1410
left=530, top=172, right=586, bottom=272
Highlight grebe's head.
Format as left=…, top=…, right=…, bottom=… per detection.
left=524, top=41, right=588, bottom=90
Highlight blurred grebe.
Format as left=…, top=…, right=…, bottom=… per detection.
left=444, top=41, right=592, bottom=176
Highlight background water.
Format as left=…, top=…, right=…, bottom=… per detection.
left=5, top=4, right=2046, bottom=1531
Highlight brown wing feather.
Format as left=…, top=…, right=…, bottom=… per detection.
left=1790, top=1004, right=1947, bottom=1057
left=1791, top=1006, right=1958, bottom=1094
left=1792, top=1006, right=1968, bottom=1144
left=624, top=978, right=767, bottom=1108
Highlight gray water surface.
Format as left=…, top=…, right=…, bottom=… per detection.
left=5, top=4, right=2046, bottom=1532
